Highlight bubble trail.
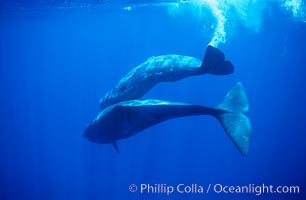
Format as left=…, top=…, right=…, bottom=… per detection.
left=168, top=0, right=227, bottom=48
left=165, top=0, right=306, bottom=47
left=203, top=0, right=226, bottom=47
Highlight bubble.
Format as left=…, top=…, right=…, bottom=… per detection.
left=281, top=0, right=305, bottom=21
left=167, top=0, right=306, bottom=46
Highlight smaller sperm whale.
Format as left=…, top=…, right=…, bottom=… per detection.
left=100, top=45, right=234, bottom=109
left=85, top=82, right=251, bottom=156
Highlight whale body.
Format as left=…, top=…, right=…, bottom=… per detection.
left=100, top=45, right=234, bottom=109
left=85, top=82, right=252, bottom=156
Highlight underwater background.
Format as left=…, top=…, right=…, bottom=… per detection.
left=0, top=0, right=306, bottom=199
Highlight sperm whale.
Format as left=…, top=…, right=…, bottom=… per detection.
left=85, top=82, right=252, bottom=156
left=100, top=45, right=234, bottom=109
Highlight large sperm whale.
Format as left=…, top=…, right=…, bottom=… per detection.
left=85, top=82, right=252, bottom=156
left=100, top=45, right=234, bottom=109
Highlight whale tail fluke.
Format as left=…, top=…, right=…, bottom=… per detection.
left=215, top=82, right=252, bottom=156
left=201, top=45, right=234, bottom=75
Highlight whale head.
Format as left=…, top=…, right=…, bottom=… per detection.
left=83, top=104, right=130, bottom=144
left=84, top=121, right=121, bottom=153
left=83, top=122, right=109, bottom=144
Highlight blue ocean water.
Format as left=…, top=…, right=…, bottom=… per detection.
left=0, top=0, right=306, bottom=200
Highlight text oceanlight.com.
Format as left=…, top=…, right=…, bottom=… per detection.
left=128, top=183, right=300, bottom=196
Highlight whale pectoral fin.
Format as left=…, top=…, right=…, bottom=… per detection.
left=112, top=142, right=120, bottom=153
left=201, top=45, right=234, bottom=75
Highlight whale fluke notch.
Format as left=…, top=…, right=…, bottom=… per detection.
left=201, top=45, right=234, bottom=75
